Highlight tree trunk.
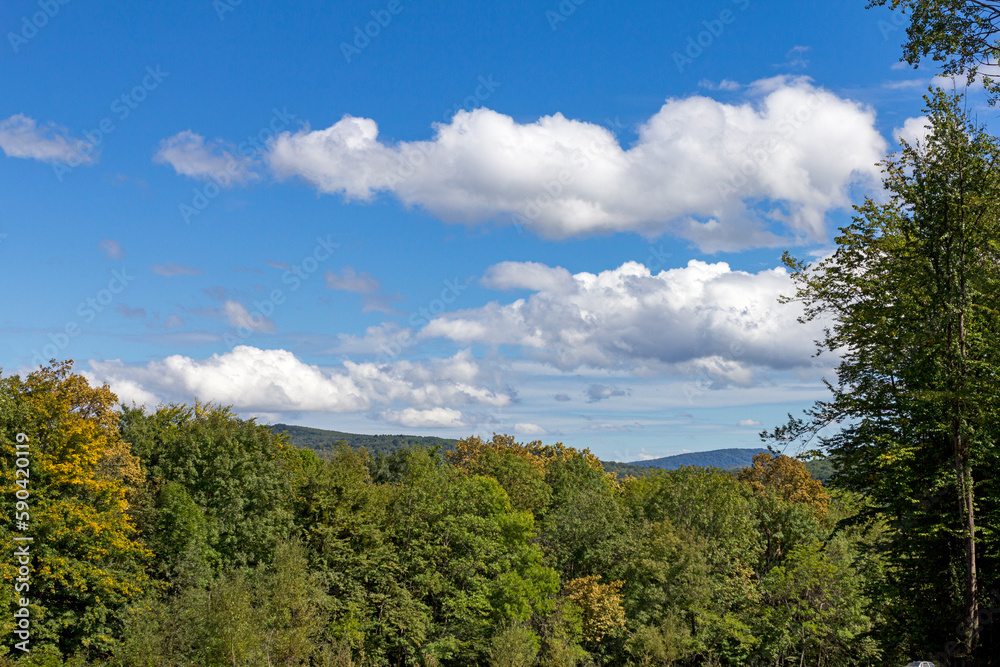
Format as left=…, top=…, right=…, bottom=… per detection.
left=956, top=280, right=979, bottom=658
left=955, top=448, right=979, bottom=657
left=948, top=205, right=979, bottom=661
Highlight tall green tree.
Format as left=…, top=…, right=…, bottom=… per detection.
left=406, top=452, right=560, bottom=664
left=295, top=444, right=427, bottom=664
left=621, top=468, right=762, bottom=664
left=773, top=91, right=1000, bottom=663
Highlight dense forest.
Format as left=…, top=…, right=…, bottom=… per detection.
left=2, top=362, right=874, bottom=666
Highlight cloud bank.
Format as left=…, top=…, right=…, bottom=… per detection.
left=87, top=346, right=512, bottom=428
left=267, top=77, right=886, bottom=250
left=84, top=259, right=833, bottom=429
left=421, top=259, right=826, bottom=384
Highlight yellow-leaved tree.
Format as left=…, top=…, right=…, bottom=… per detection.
left=564, top=575, right=626, bottom=644
left=738, top=452, right=830, bottom=517
left=0, top=361, right=151, bottom=659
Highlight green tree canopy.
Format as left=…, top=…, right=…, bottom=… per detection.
left=870, top=0, right=1000, bottom=99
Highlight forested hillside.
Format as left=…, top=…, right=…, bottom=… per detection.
left=627, top=448, right=769, bottom=471
left=273, top=425, right=832, bottom=483
left=271, top=425, right=744, bottom=480
left=626, top=449, right=833, bottom=483
left=269, top=423, right=459, bottom=457
left=598, top=460, right=663, bottom=479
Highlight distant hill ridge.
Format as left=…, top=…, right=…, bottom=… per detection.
left=627, top=448, right=770, bottom=471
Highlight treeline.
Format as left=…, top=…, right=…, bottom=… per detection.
left=2, top=362, right=885, bottom=666
left=272, top=426, right=833, bottom=483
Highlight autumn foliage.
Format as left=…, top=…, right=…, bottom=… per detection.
left=737, top=452, right=830, bottom=517
left=0, top=362, right=151, bottom=654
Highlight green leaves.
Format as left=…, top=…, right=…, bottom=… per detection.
left=121, top=403, right=297, bottom=570
left=758, top=539, right=878, bottom=665
left=868, top=1, right=1000, bottom=100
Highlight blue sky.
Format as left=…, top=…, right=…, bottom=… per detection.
left=0, top=0, right=971, bottom=461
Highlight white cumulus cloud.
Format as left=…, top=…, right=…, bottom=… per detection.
left=266, top=77, right=886, bottom=251
left=422, top=259, right=828, bottom=383
left=894, top=115, right=931, bottom=147
left=86, top=346, right=512, bottom=422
